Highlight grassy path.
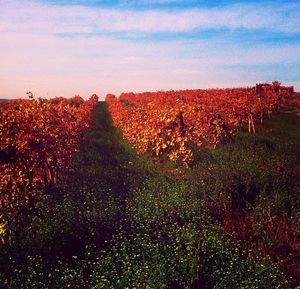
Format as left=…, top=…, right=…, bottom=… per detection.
left=0, top=103, right=296, bottom=288
left=28, top=101, right=155, bottom=256
left=0, top=102, right=157, bottom=284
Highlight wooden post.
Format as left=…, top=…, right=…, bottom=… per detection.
left=250, top=113, right=256, bottom=133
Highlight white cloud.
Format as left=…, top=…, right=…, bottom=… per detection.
left=120, top=0, right=187, bottom=4
left=1, top=0, right=300, bottom=34
left=0, top=0, right=300, bottom=98
left=1, top=28, right=299, bottom=99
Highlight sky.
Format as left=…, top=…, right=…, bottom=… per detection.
left=0, top=0, right=300, bottom=99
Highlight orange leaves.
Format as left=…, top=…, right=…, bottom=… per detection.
left=0, top=95, right=98, bottom=211
left=106, top=83, right=292, bottom=167
left=106, top=93, right=193, bottom=166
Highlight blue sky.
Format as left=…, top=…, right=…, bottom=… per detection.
left=1, top=0, right=300, bottom=99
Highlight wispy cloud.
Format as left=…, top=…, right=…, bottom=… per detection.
left=0, top=0, right=299, bottom=98
left=1, top=0, right=300, bottom=34
left=120, top=0, right=188, bottom=5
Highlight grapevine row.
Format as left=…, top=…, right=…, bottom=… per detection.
left=0, top=95, right=98, bottom=211
left=106, top=82, right=293, bottom=166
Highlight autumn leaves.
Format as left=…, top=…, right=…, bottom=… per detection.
left=106, top=84, right=292, bottom=167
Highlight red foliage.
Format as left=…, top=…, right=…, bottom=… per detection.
left=0, top=95, right=98, bottom=210
left=106, top=82, right=292, bottom=166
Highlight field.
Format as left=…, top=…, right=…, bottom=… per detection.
left=0, top=85, right=299, bottom=288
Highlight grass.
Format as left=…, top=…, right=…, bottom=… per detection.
left=0, top=103, right=298, bottom=288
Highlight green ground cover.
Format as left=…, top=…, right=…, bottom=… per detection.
left=0, top=103, right=299, bottom=288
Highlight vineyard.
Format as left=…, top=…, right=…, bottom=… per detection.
left=0, top=86, right=299, bottom=288
left=0, top=95, right=98, bottom=213
left=106, top=82, right=293, bottom=166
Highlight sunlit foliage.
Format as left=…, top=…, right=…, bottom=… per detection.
left=106, top=82, right=293, bottom=166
